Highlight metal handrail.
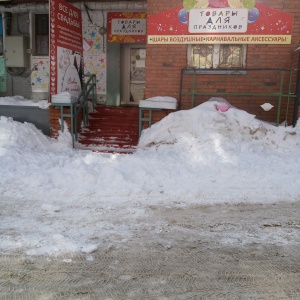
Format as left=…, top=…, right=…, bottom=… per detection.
left=73, top=74, right=97, bottom=145
left=179, top=68, right=300, bottom=127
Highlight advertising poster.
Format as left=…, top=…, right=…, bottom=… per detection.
left=108, top=12, right=147, bottom=43
left=147, top=0, right=293, bottom=44
left=49, top=0, right=83, bottom=99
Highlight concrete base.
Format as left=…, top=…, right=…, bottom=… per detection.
left=0, top=105, right=50, bottom=136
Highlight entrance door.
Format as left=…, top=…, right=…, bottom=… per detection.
left=121, top=44, right=146, bottom=105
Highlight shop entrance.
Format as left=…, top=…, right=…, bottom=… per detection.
left=120, top=44, right=146, bottom=105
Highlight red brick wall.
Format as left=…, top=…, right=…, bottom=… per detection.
left=145, top=0, right=300, bottom=125
left=49, top=106, right=61, bottom=138
left=140, top=109, right=173, bottom=131
left=145, top=44, right=187, bottom=100
left=49, top=106, right=83, bottom=138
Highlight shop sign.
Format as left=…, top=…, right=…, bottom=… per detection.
left=149, top=35, right=290, bottom=44
left=111, top=19, right=146, bottom=35
left=49, top=0, right=84, bottom=98
left=189, top=8, right=248, bottom=33
left=147, top=0, right=293, bottom=44
left=108, top=12, right=147, bottom=43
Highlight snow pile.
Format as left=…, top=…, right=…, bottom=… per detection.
left=0, top=98, right=299, bottom=255
left=0, top=116, right=50, bottom=150
left=139, top=101, right=297, bottom=150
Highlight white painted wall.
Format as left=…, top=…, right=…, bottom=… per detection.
left=0, top=2, right=146, bottom=101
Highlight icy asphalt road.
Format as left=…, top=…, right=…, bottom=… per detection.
left=0, top=200, right=300, bottom=299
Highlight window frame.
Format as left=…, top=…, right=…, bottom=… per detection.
left=32, top=13, right=49, bottom=56
left=187, top=44, right=247, bottom=73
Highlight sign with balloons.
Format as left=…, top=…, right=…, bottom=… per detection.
left=189, top=8, right=249, bottom=33
left=147, top=0, right=293, bottom=44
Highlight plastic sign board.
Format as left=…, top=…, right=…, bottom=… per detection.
left=111, top=19, right=146, bottom=35
left=147, top=1, right=293, bottom=44
left=189, top=8, right=248, bottom=33
left=49, top=0, right=84, bottom=99
left=108, top=12, right=147, bottom=43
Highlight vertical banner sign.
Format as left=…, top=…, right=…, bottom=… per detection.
left=49, top=0, right=83, bottom=100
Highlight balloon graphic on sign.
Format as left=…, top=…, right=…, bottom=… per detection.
left=195, top=0, right=209, bottom=8
left=248, top=7, right=260, bottom=23
left=178, top=8, right=189, bottom=24
left=228, top=0, right=242, bottom=8
left=209, top=0, right=227, bottom=8
left=242, top=0, right=256, bottom=10
left=183, top=0, right=197, bottom=10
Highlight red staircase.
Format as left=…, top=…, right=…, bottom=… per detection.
left=77, top=106, right=140, bottom=153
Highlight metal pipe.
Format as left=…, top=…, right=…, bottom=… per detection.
left=292, top=52, right=300, bottom=127
left=276, top=70, right=285, bottom=126
left=182, top=91, right=294, bottom=97
left=178, top=68, right=183, bottom=110
left=284, top=68, right=294, bottom=126
left=0, top=2, right=147, bottom=13
left=192, top=70, right=196, bottom=108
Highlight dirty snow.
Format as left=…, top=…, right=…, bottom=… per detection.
left=0, top=96, right=299, bottom=255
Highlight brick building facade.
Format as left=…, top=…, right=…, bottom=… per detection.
left=0, top=0, right=299, bottom=139
left=145, top=0, right=300, bottom=126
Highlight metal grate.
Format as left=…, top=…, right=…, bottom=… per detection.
left=219, top=45, right=244, bottom=68
left=179, top=67, right=300, bottom=126
left=189, top=44, right=245, bottom=69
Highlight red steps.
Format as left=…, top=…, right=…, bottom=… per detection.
left=77, top=106, right=140, bottom=153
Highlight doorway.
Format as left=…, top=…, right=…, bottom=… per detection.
left=121, top=43, right=146, bottom=105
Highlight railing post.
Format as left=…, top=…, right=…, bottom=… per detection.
left=293, top=53, right=300, bottom=127
left=179, top=69, right=183, bottom=110
left=284, top=69, right=294, bottom=126
left=276, top=70, right=285, bottom=126
left=93, top=74, right=96, bottom=110
left=192, top=69, right=196, bottom=108
left=84, top=85, right=88, bottom=125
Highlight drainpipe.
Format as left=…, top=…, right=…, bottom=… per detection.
left=0, top=3, right=49, bottom=13
left=0, top=1, right=147, bottom=13
left=293, top=49, right=300, bottom=127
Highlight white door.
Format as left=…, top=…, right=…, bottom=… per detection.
left=121, top=44, right=146, bottom=105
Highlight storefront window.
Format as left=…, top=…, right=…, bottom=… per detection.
left=188, top=44, right=247, bottom=69
left=35, top=14, right=49, bottom=56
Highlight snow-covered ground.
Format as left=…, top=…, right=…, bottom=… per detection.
left=0, top=96, right=299, bottom=256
